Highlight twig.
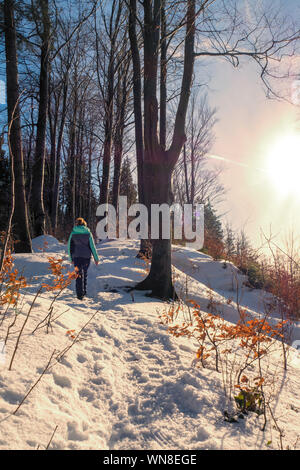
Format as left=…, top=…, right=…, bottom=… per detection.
left=31, top=307, right=70, bottom=334
left=4, top=306, right=21, bottom=346
left=31, top=286, right=70, bottom=335
left=267, top=403, right=284, bottom=450
left=1, top=307, right=100, bottom=424
left=46, top=306, right=54, bottom=334
left=12, top=350, right=56, bottom=415
left=8, top=286, right=43, bottom=371
left=54, top=309, right=100, bottom=364
left=45, top=425, right=58, bottom=450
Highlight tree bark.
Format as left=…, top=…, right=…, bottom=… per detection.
left=159, top=0, right=167, bottom=151
left=50, top=77, right=68, bottom=232
left=87, top=133, right=93, bottom=226
left=99, top=52, right=114, bottom=207
left=128, top=0, right=151, bottom=257
left=4, top=0, right=32, bottom=253
left=128, top=0, right=144, bottom=203
left=98, top=1, right=123, bottom=209
left=48, top=79, right=58, bottom=227
left=135, top=159, right=176, bottom=299
left=134, top=0, right=195, bottom=299
left=112, top=64, right=129, bottom=215
left=31, top=0, right=50, bottom=237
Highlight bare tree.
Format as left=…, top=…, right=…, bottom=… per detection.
left=30, top=0, right=51, bottom=237
left=111, top=56, right=131, bottom=213
left=95, top=0, right=125, bottom=209
left=48, top=27, right=74, bottom=232
left=128, top=0, right=197, bottom=299
left=128, top=0, right=150, bottom=257
left=3, top=0, right=32, bottom=254
left=129, top=0, right=300, bottom=300
left=173, top=92, right=224, bottom=206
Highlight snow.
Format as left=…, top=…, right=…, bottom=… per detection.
left=31, top=234, right=67, bottom=254
left=0, top=236, right=299, bottom=450
left=172, top=246, right=300, bottom=344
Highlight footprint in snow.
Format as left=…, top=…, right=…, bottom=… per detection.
left=0, top=390, right=23, bottom=405
left=78, top=388, right=95, bottom=402
left=131, top=366, right=148, bottom=384
left=193, top=427, right=210, bottom=442
left=124, top=351, right=141, bottom=362
left=146, top=353, right=164, bottom=365
left=77, top=353, right=87, bottom=363
left=59, top=357, right=73, bottom=369
left=67, top=422, right=88, bottom=442
left=52, top=373, right=72, bottom=389
left=148, top=371, right=161, bottom=379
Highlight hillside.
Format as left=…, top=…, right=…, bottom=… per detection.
left=0, top=236, right=299, bottom=450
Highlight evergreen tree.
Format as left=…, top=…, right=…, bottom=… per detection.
left=224, top=223, right=236, bottom=258
left=202, top=201, right=224, bottom=259
left=204, top=202, right=223, bottom=240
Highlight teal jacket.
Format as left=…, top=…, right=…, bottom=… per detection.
left=67, top=225, right=99, bottom=263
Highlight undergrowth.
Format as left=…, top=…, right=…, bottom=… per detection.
left=158, top=297, right=294, bottom=449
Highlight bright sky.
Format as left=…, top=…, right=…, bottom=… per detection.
left=1, top=0, right=299, bottom=254
left=203, top=0, right=300, bottom=252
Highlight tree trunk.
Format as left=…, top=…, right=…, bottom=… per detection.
left=134, top=0, right=195, bottom=299
left=128, top=0, right=150, bottom=258
left=160, top=0, right=167, bottom=151
left=112, top=142, right=122, bottom=213
left=87, top=134, right=93, bottom=226
left=31, top=0, right=50, bottom=237
left=68, top=76, right=78, bottom=223
left=99, top=51, right=114, bottom=208
left=48, top=82, right=58, bottom=228
left=4, top=0, right=32, bottom=253
left=135, top=159, right=176, bottom=299
left=50, top=78, right=68, bottom=232
left=112, top=66, right=128, bottom=215
left=183, top=143, right=191, bottom=204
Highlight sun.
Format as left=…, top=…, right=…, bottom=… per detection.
left=264, top=133, right=300, bottom=199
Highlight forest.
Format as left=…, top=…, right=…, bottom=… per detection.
left=1, top=1, right=300, bottom=452
left=0, top=0, right=300, bottom=299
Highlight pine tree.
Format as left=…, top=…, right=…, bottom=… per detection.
left=204, top=202, right=223, bottom=240
left=224, top=223, right=236, bottom=258
left=202, top=202, right=224, bottom=259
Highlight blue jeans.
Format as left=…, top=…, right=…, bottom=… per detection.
left=73, top=257, right=90, bottom=298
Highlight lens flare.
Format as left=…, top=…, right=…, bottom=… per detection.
left=265, top=133, right=300, bottom=199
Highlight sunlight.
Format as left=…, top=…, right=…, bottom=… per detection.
left=264, top=133, right=300, bottom=199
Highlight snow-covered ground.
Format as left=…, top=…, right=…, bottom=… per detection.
left=0, top=236, right=299, bottom=450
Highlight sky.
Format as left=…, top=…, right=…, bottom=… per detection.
left=0, top=0, right=299, bottom=254
left=202, top=0, right=300, bottom=252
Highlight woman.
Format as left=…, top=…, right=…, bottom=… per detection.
left=68, top=218, right=99, bottom=300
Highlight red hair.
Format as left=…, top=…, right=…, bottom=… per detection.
left=75, top=217, right=87, bottom=226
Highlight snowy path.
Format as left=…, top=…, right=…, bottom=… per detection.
left=0, top=237, right=299, bottom=450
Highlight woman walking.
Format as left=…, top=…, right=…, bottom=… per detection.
left=68, top=218, right=99, bottom=300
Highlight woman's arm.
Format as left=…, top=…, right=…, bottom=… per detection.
left=67, top=233, right=74, bottom=262
left=89, top=233, right=99, bottom=263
